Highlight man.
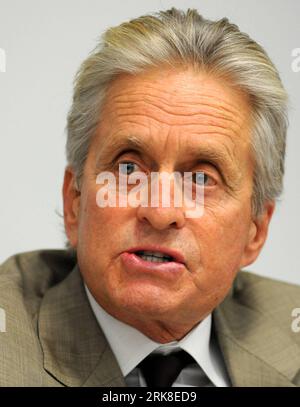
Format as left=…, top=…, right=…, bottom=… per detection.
left=0, top=8, right=299, bottom=387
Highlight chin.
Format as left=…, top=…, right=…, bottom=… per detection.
left=116, top=288, right=179, bottom=318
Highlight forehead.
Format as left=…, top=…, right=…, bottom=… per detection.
left=101, top=66, right=251, bottom=122
left=92, top=67, right=252, bottom=162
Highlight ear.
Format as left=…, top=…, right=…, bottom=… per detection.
left=62, top=166, right=81, bottom=248
left=239, top=200, right=275, bottom=268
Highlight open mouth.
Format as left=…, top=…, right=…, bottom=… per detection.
left=121, top=248, right=185, bottom=279
left=134, top=250, right=174, bottom=263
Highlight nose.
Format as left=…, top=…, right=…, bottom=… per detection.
left=136, top=172, right=186, bottom=230
left=137, top=205, right=186, bottom=230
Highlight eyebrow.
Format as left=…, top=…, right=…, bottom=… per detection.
left=106, top=135, right=146, bottom=157
left=96, top=134, right=237, bottom=173
left=95, top=135, right=150, bottom=168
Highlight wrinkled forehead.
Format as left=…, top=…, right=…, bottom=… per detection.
left=103, top=67, right=251, bottom=117
left=90, top=67, right=253, bottom=166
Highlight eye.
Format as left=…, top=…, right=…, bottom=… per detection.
left=118, top=161, right=140, bottom=175
left=192, top=171, right=216, bottom=187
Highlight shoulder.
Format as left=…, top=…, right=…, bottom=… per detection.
left=0, top=249, right=76, bottom=386
left=235, top=270, right=300, bottom=307
left=214, top=272, right=300, bottom=386
left=0, top=249, right=76, bottom=316
left=233, top=270, right=300, bottom=340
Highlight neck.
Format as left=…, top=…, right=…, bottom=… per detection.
left=110, top=309, right=205, bottom=343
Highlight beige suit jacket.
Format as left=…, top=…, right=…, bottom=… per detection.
left=0, top=249, right=299, bottom=387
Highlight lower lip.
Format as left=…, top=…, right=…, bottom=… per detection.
left=120, top=252, right=185, bottom=280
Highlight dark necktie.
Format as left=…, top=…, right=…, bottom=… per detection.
left=138, top=349, right=196, bottom=387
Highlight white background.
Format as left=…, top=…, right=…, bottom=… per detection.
left=0, top=0, right=299, bottom=285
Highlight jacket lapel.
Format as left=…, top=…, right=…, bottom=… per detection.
left=38, top=260, right=300, bottom=387
left=38, top=264, right=126, bottom=387
left=213, top=276, right=300, bottom=387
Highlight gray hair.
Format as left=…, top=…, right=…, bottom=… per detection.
left=66, top=7, right=288, bottom=217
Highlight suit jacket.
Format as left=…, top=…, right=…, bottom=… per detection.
left=0, top=249, right=299, bottom=387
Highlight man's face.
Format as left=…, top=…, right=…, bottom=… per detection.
left=64, top=67, right=274, bottom=341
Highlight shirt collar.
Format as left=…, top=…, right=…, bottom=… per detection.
left=85, top=284, right=229, bottom=387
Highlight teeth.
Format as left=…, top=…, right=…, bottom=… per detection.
left=139, top=251, right=167, bottom=258
left=135, top=250, right=174, bottom=263
left=139, top=254, right=170, bottom=263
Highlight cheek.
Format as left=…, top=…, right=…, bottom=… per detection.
left=77, top=189, right=135, bottom=272
left=78, top=189, right=120, bottom=244
left=192, top=205, right=251, bottom=283
left=76, top=194, right=129, bottom=289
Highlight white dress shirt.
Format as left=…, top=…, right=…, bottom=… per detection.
left=85, top=285, right=231, bottom=387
